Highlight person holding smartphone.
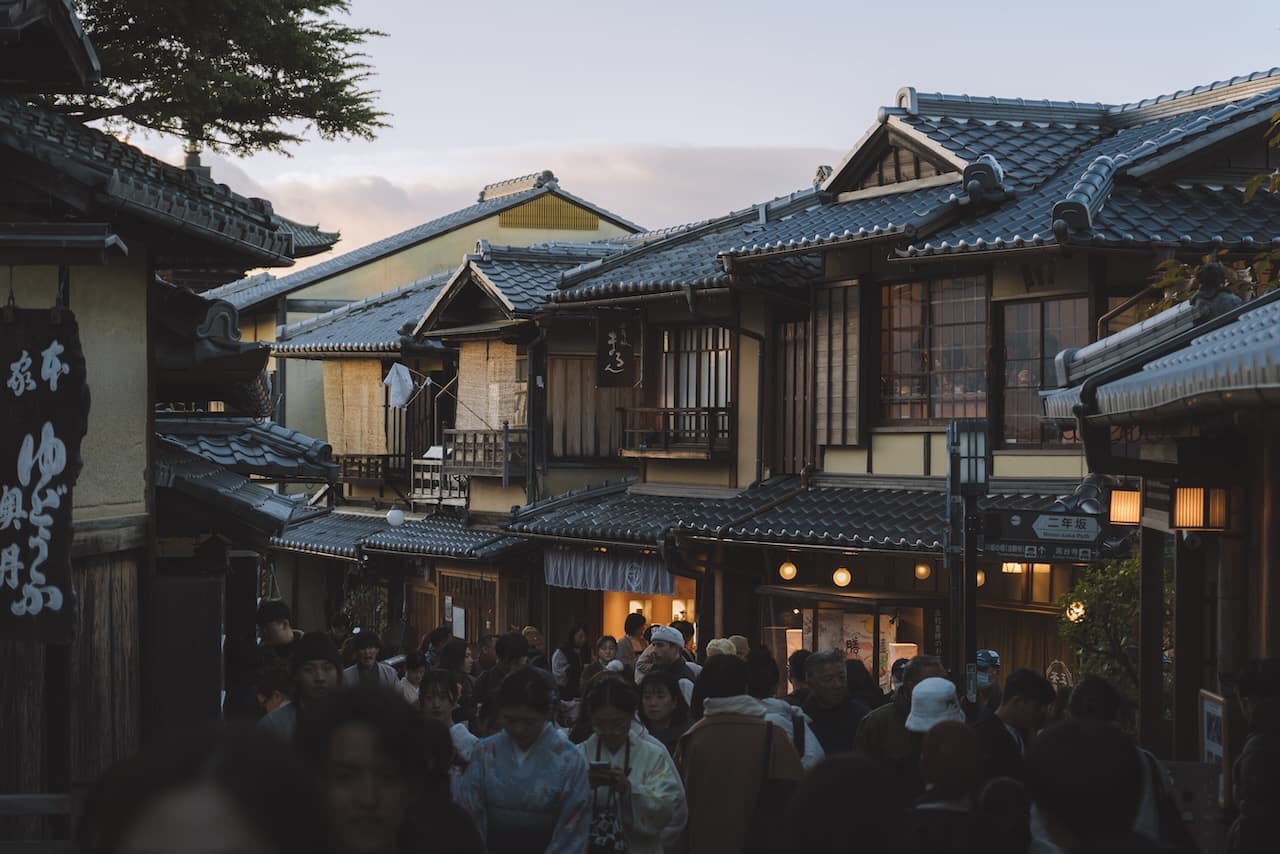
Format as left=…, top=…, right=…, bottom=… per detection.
left=578, top=675, right=686, bottom=854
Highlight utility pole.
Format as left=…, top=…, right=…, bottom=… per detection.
left=947, top=420, right=988, bottom=684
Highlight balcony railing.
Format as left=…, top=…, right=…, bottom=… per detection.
left=334, top=453, right=408, bottom=484
left=442, top=424, right=528, bottom=484
left=410, top=458, right=469, bottom=507
left=618, top=407, right=734, bottom=460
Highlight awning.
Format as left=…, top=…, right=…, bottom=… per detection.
left=544, top=548, right=675, bottom=595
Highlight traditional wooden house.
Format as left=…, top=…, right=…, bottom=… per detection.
left=500, top=69, right=1280, bottom=688
left=0, top=3, right=335, bottom=830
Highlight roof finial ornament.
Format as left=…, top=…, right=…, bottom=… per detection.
left=1191, top=261, right=1242, bottom=315
left=814, top=164, right=833, bottom=187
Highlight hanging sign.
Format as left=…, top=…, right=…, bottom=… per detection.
left=1, top=308, right=90, bottom=643
left=595, top=313, right=640, bottom=388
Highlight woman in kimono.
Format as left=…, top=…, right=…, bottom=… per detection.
left=457, top=667, right=590, bottom=854
left=578, top=675, right=687, bottom=854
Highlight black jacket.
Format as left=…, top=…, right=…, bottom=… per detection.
left=973, top=714, right=1025, bottom=784
left=803, top=695, right=870, bottom=755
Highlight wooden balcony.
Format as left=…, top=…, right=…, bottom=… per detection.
left=409, top=458, right=469, bottom=507
left=334, top=453, right=408, bottom=484
left=618, top=407, right=734, bottom=461
left=442, top=425, right=528, bottom=484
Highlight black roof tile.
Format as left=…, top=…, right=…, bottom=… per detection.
left=155, top=446, right=324, bottom=534
left=156, top=416, right=336, bottom=481
left=271, top=511, right=525, bottom=562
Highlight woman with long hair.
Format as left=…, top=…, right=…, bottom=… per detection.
left=456, top=668, right=590, bottom=853
left=438, top=638, right=478, bottom=725
left=638, top=670, right=692, bottom=756
left=577, top=676, right=686, bottom=854
left=578, top=635, right=618, bottom=698
left=420, top=668, right=480, bottom=799
left=551, top=624, right=590, bottom=702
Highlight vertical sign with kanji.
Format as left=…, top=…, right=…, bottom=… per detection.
left=595, top=313, right=640, bottom=388
left=2, top=308, right=89, bottom=642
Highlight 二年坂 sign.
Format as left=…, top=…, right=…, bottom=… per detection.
left=1, top=308, right=89, bottom=643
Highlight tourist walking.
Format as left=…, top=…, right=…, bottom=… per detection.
left=420, top=669, right=480, bottom=799
left=395, top=651, right=426, bottom=705
left=577, top=676, right=686, bottom=854
left=439, top=638, right=479, bottom=726
left=343, top=631, right=398, bottom=689
left=457, top=668, right=590, bottom=853
left=745, top=649, right=824, bottom=769
left=974, top=669, right=1054, bottom=785
left=474, top=631, right=530, bottom=735
left=1229, top=658, right=1280, bottom=854
left=904, top=720, right=981, bottom=854
left=616, top=613, right=647, bottom=670
left=579, top=635, right=618, bottom=698
left=551, top=624, right=591, bottom=702
left=258, top=632, right=343, bottom=742
left=639, top=670, right=693, bottom=756
left=801, top=650, right=869, bottom=755
left=854, top=654, right=948, bottom=805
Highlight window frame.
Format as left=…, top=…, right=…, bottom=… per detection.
left=997, top=295, right=1091, bottom=450
left=878, top=274, right=990, bottom=425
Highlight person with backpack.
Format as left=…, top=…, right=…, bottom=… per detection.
left=675, top=655, right=803, bottom=854
left=746, top=649, right=824, bottom=770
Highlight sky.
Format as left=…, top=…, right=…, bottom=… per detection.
left=135, top=0, right=1279, bottom=271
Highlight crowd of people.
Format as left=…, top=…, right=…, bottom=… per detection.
left=79, top=600, right=1280, bottom=854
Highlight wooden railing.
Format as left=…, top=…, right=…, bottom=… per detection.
left=618, top=407, right=733, bottom=460
left=442, top=424, right=528, bottom=485
left=409, top=459, right=468, bottom=507
left=334, top=453, right=408, bottom=484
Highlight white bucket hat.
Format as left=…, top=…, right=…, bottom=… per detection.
left=905, top=677, right=967, bottom=733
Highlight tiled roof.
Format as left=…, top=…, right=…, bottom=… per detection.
left=156, top=416, right=337, bottom=481
left=270, top=511, right=524, bottom=561
left=0, top=98, right=305, bottom=265
left=278, top=217, right=340, bottom=258
left=1044, top=290, right=1280, bottom=423
left=206, top=180, right=643, bottom=311
left=274, top=272, right=451, bottom=355
left=0, top=0, right=100, bottom=89
left=470, top=243, right=624, bottom=314
left=900, top=84, right=1280, bottom=258
left=154, top=446, right=325, bottom=534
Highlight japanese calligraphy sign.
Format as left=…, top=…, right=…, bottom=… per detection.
left=2, top=308, right=89, bottom=643
left=595, top=313, right=640, bottom=388
left=982, top=510, right=1103, bottom=564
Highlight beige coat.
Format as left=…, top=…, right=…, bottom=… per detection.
left=674, top=697, right=804, bottom=854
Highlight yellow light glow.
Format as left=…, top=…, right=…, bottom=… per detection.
left=914, top=562, right=932, bottom=580
left=1174, top=486, right=1228, bottom=531
left=1001, top=562, right=1026, bottom=574
left=778, top=561, right=798, bottom=581
left=1066, top=601, right=1086, bottom=623
left=976, top=569, right=986, bottom=588
left=832, top=567, right=852, bottom=587
left=1109, top=489, right=1141, bottom=526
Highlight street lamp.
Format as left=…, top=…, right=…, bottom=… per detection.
left=1109, top=487, right=1142, bottom=526
left=778, top=561, right=798, bottom=581
left=947, top=419, right=990, bottom=679
left=832, top=567, right=852, bottom=587
left=914, top=561, right=932, bottom=580
left=1173, top=487, right=1228, bottom=531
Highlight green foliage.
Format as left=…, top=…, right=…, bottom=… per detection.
left=1057, top=557, right=1172, bottom=702
left=50, top=1, right=388, bottom=155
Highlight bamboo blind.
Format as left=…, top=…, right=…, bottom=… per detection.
left=322, top=360, right=388, bottom=455
left=815, top=284, right=860, bottom=447
left=499, top=194, right=600, bottom=230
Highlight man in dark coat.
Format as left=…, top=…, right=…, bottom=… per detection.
left=802, top=650, right=870, bottom=755
left=974, top=668, right=1054, bottom=785
left=1229, top=658, right=1280, bottom=854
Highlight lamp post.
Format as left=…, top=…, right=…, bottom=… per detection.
left=947, top=419, right=989, bottom=680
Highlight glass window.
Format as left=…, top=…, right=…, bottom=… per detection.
left=881, top=277, right=987, bottom=421
left=1001, top=297, right=1089, bottom=448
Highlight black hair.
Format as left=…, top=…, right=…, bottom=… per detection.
left=420, top=717, right=455, bottom=804
left=1002, top=668, right=1055, bottom=707
left=670, top=619, right=695, bottom=642
left=745, top=648, right=781, bottom=699
left=478, top=634, right=499, bottom=648
left=494, top=631, right=530, bottom=663
left=1025, top=719, right=1144, bottom=843
left=787, top=649, right=812, bottom=686
left=690, top=654, right=748, bottom=718
left=256, top=599, right=291, bottom=628
left=845, top=657, right=875, bottom=693
left=1235, top=657, right=1280, bottom=700
left=352, top=630, right=382, bottom=651
left=585, top=674, right=641, bottom=718
left=439, top=637, right=469, bottom=672
left=422, top=626, right=453, bottom=651
left=977, top=777, right=1032, bottom=853
left=624, top=612, right=646, bottom=637
left=419, top=668, right=460, bottom=704
left=559, top=623, right=589, bottom=655
left=638, top=670, right=690, bottom=727
left=786, top=756, right=898, bottom=851
left=84, top=723, right=326, bottom=854
left=596, top=635, right=618, bottom=651
left=330, top=612, right=351, bottom=630
left=299, top=686, right=429, bottom=792
left=402, top=651, right=426, bottom=672
left=1068, top=675, right=1126, bottom=723
left=496, top=666, right=555, bottom=716
left=256, top=666, right=294, bottom=700
left=804, top=649, right=845, bottom=682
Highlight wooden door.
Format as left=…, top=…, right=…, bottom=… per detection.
left=406, top=581, right=437, bottom=652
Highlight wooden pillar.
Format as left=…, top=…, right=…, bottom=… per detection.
left=1173, top=534, right=1205, bottom=760
left=1138, top=525, right=1166, bottom=752
left=1218, top=531, right=1249, bottom=681
left=1261, top=435, right=1280, bottom=656
left=713, top=569, right=725, bottom=638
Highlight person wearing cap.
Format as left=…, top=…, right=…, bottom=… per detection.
left=905, top=677, right=967, bottom=733
left=258, top=632, right=343, bottom=741
left=965, top=649, right=1004, bottom=722
left=855, top=655, right=948, bottom=805
left=974, top=668, right=1055, bottom=786
left=342, top=630, right=398, bottom=689
left=634, top=625, right=699, bottom=706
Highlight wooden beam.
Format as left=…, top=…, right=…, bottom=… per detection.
left=1138, top=525, right=1167, bottom=753
left=1173, top=533, right=1206, bottom=760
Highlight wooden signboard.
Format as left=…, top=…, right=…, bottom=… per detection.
left=1, top=308, right=90, bottom=643
left=1199, top=689, right=1230, bottom=808
left=595, top=313, right=640, bottom=388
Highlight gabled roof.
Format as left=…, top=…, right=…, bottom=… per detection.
left=273, top=271, right=451, bottom=356
left=0, top=98, right=319, bottom=266
left=156, top=415, right=337, bottom=482
left=206, top=173, right=644, bottom=312
left=270, top=510, right=525, bottom=562
left=414, top=241, right=626, bottom=336
left=0, top=0, right=100, bottom=91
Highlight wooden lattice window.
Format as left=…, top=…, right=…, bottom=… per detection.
left=880, top=277, right=987, bottom=421
left=859, top=145, right=945, bottom=189
left=498, top=195, right=600, bottom=230
left=815, top=284, right=860, bottom=447
left=1001, top=297, right=1088, bottom=448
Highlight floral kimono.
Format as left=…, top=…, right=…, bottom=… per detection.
left=457, top=721, right=590, bottom=854
left=578, top=729, right=687, bottom=854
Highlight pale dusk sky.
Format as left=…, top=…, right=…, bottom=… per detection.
left=133, top=0, right=1278, bottom=270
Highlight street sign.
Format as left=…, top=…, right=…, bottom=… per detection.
left=982, top=510, right=1103, bottom=563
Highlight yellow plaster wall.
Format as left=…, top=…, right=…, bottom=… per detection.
left=871, top=433, right=928, bottom=476
left=991, top=256, right=1089, bottom=301
left=642, top=463, right=733, bottom=488
left=285, top=358, right=328, bottom=440
left=735, top=299, right=765, bottom=488
left=992, top=451, right=1087, bottom=479
left=542, top=466, right=634, bottom=497
left=12, top=254, right=149, bottom=520
left=468, top=479, right=527, bottom=515
left=822, top=447, right=868, bottom=475
left=929, top=433, right=949, bottom=477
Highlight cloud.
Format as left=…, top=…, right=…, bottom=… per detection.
left=205, top=143, right=847, bottom=272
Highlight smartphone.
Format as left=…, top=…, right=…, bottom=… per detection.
left=588, top=761, right=611, bottom=773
